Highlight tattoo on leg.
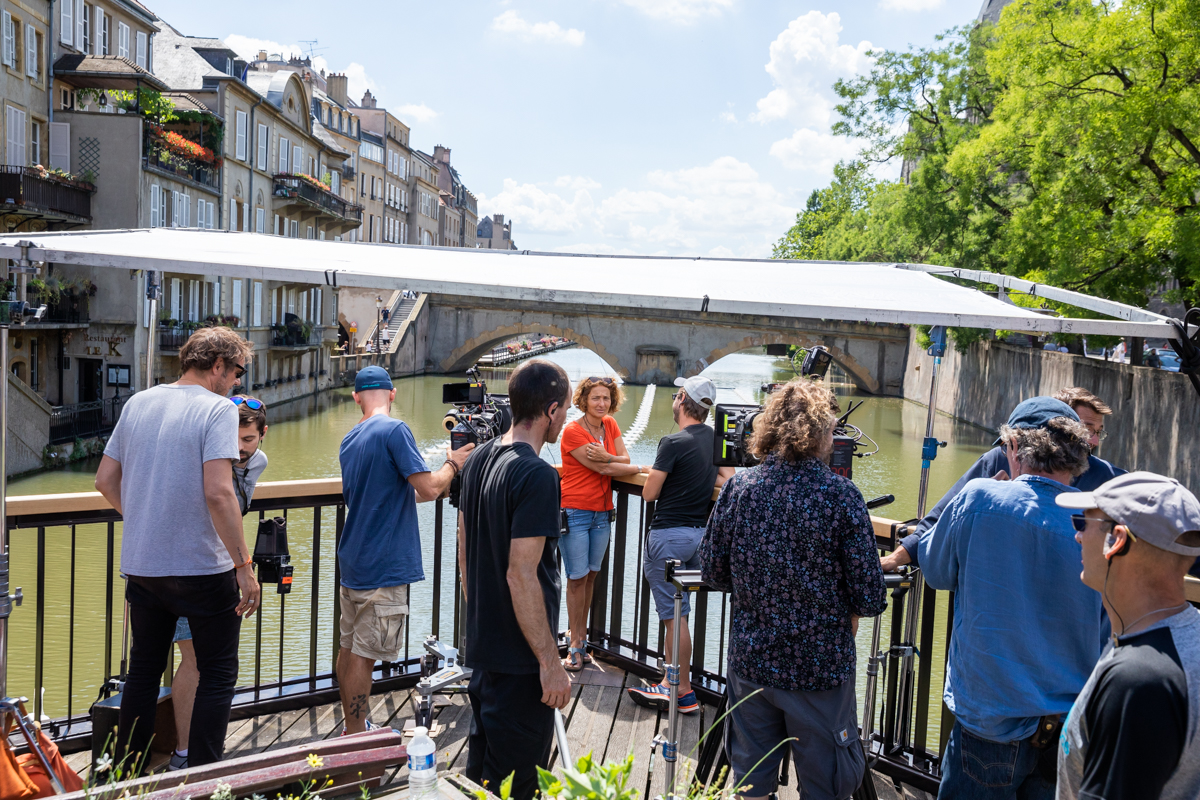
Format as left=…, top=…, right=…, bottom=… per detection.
left=350, top=693, right=368, bottom=720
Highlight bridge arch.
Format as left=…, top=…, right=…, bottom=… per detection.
left=701, top=333, right=880, bottom=394
left=439, top=321, right=632, bottom=376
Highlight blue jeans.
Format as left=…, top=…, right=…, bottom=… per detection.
left=643, top=526, right=704, bottom=620
left=938, top=721, right=1055, bottom=800
left=561, top=508, right=611, bottom=580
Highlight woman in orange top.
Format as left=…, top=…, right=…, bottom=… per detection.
left=560, top=376, right=648, bottom=672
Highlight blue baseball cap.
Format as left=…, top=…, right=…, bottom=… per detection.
left=354, top=365, right=393, bottom=392
left=993, top=396, right=1079, bottom=446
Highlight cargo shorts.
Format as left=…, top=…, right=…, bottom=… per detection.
left=339, top=584, right=410, bottom=662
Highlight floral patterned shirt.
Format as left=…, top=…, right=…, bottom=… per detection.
left=700, top=455, right=887, bottom=691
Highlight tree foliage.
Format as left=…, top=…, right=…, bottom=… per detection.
left=775, top=0, right=1200, bottom=311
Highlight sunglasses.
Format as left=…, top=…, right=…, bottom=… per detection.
left=587, top=376, right=616, bottom=386
left=231, top=396, right=265, bottom=410
left=1070, top=515, right=1116, bottom=534
left=231, top=362, right=247, bottom=379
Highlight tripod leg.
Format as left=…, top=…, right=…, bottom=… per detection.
left=851, top=768, right=880, bottom=800
left=4, top=701, right=65, bottom=794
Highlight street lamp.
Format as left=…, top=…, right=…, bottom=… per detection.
left=375, top=295, right=382, bottom=355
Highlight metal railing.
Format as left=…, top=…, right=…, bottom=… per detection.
left=143, top=140, right=219, bottom=190
left=273, top=175, right=363, bottom=223
left=0, top=166, right=93, bottom=221
left=158, top=326, right=195, bottom=351
left=271, top=329, right=311, bottom=347
left=28, top=294, right=90, bottom=325
left=47, top=395, right=130, bottom=444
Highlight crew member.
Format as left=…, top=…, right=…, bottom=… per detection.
left=457, top=359, right=571, bottom=800
left=627, top=376, right=733, bottom=715
left=337, top=366, right=470, bottom=734
left=701, top=378, right=886, bottom=800
left=883, top=387, right=1124, bottom=571
left=918, top=397, right=1107, bottom=798
left=1055, top=472, right=1200, bottom=800
left=169, top=396, right=270, bottom=771
left=558, top=376, right=647, bottom=672
left=95, top=327, right=260, bottom=772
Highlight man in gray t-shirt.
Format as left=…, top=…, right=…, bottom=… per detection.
left=95, top=327, right=260, bottom=772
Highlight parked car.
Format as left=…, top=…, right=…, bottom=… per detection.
left=1156, top=350, right=1182, bottom=371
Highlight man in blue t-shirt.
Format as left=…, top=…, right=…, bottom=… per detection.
left=337, top=366, right=472, bottom=734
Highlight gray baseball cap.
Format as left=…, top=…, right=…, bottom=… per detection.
left=1056, top=471, right=1200, bottom=556
left=673, top=375, right=716, bottom=408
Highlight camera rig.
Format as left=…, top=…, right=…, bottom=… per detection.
left=713, top=346, right=879, bottom=474
left=443, top=368, right=513, bottom=506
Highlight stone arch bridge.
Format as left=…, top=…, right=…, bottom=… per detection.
left=420, top=294, right=910, bottom=395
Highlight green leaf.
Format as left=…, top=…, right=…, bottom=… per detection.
left=499, top=771, right=515, bottom=800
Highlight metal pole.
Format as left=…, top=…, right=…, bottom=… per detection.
left=895, top=328, right=946, bottom=752
left=664, top=587, right=682, bottom=795
left=145, top=271, right=160, bottom=391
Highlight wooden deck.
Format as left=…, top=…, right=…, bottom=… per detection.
left=63, top=659, right=930, bottom=800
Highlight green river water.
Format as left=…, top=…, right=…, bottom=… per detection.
left=6, top=349, right=993, bottom=744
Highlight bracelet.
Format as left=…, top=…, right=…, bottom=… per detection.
left=237, top=556, right=253, bottom=569
left=447, top=459, right=460, bottom=475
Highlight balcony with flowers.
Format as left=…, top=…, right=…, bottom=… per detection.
left=134, top=90, right=224, bottom=191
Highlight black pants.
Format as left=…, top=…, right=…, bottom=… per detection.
left=118, top=571, right=241, bottom=773
left=466, top=670, right=555, bottom=800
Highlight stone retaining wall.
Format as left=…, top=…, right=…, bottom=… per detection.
left=902, top=329, right=1200, bottom=491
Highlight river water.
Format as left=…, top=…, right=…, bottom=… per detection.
left=7, top=349, right=993, bottom=743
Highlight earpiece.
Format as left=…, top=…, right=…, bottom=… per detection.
left=1105, top=529, right=1131, bottom=560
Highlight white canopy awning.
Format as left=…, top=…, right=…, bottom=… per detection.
left=0, top=229, right=1178, bottom=338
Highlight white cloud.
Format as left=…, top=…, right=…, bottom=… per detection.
left=768, top=128, right=861, bottom=172
left=880, top=0, right=944, bottom=9
left=395, top=104, right=439, bottom=124
left=478, top=158, right=795, bottom=256
left=224, top=35, right=328, bottom=73
left=492, top=10, right=586, bottom=46
left=615, top=0, right=736, bottom=24
left=340, top=63, right=379, bottom=106
left=719, top=110, right=737, bottom=123
left=750, top=11, right=873, bottom=126
left=476, top=179, right=596, bottom=234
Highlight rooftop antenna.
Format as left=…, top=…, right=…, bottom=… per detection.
left=298, top=40, right=327, bottom=61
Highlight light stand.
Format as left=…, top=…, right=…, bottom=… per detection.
left=0, top=241, right=64, bottom=792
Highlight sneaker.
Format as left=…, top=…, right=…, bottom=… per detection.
left=626, top=683, right=700, bottom=715
left=340, top=719, right=377, bottom=736
left=167, top=750, right=188, bottom=771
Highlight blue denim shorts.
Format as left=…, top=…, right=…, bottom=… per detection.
left=643, top=526, right=704, bottom=620
left=173, top=616, right=191, bottom=642
left=561, top=508, right=611, bottom=580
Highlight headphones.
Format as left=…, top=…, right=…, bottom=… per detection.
left=1105, top=528, right=1132, bottom=560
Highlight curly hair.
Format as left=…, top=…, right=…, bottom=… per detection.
left=179, top=326, right=255, bottom=374
left=572, top=376, right=625, bottom=415
left=1000, top=416, right=1092, bottom=477
left=748, top=378, right=837, bottom=463
left=1053, top=387, right=1112, bottom=416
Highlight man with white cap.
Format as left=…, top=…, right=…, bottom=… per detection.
left=628, top=375, right=733, bottom=713
left=1055, top=472, right=1200, bottom=800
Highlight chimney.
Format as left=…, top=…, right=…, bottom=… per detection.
left=328, top=73, right=348, bottom=107
left=434, top=145, right=451, bottom=164
left=361, top=89, right=376, bottom=109
left=494, top=214, right=504, bottom=227
left=257, top=50, right=267, bottom=61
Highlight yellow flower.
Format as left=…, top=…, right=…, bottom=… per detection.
left=307, top=754, right=325, bottom=770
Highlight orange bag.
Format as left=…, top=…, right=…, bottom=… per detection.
left=0, top=739, right=37, bottom=800
left=14, top=729, right=83, bottom=798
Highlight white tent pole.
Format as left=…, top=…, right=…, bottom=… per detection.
left=145, top=271, right=159, bottom=391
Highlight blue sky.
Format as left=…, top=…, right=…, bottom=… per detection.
left=151, top=0, right=982, bottom=257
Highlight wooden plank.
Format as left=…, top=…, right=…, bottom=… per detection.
left=226, top=707, right=313, bottom=758
left=272, top=700, right=343, bottom=749
left=580, top=684, right=623, bottom=768
left=646, top=707, right=701, bottom=800
left=553, top=686, right=602, bottom=770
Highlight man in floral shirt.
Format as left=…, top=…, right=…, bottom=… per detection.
left=701, top=379, right=886, bottom=800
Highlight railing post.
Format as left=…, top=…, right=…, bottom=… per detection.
left=609, top=492, right=628, bottom=646
left=433, top=498, right=443, bottom=638
left=333, top=504, right=344, bottom=672
left=310, top=506, right=321, bottom=684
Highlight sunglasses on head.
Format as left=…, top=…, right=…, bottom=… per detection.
left=231, top=396, right=265, bottom=410
left=587, top=376, right=616, bottom=386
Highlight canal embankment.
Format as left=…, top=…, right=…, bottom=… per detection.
left=902, top=328, right=1200, bottom=489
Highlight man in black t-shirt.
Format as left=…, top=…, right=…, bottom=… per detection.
left=456, top=359, right=571, bottom=800
left=628, top=375, right=734, bottom=714
left=1056, top=472, right=1200, bottom=800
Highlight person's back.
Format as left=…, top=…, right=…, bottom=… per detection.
left=111, top=384, right=240, bottom=575
left=338, top=414, right=426, bottom=589
left=651, top=423, right=718, bottom=529
left=922, top=476, right=1106, bottom=739
left=460, top=437, right=562, bottom=672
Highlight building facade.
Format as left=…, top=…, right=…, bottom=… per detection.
left=476, top=213, right=516, bottom=250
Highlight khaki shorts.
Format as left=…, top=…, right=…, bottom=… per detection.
left=339, top=584, right=410, bottom=662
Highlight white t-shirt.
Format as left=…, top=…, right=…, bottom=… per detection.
left=104, top=384, right=239, bottom=576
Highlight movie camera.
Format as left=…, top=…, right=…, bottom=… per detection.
left=442, top=367, right=513, bottom=451
left=713, top=345, right=879, bottom=477
left=253, top=516, right=294, bottom=594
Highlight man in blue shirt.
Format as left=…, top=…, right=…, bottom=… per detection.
left=917, top=397, right=1108, bottom=799
left=884, top=387, right=1124, bottom=572
left=337, top=366, right=472, bottom=733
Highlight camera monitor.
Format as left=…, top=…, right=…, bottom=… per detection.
left=442, top=382, right=486, bottom=405
left=714, top=403, right=763, bottom=467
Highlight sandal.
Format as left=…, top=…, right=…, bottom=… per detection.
left=563, top=646, right=587, bottom=672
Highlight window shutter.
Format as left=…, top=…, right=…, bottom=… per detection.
left=256, top=124, right=267, bottom=170
left=135, top=30, right=146, bottom=68
left=3, top=13, right=13, bottom=68
left=61, top=0, right=72, bottom=45
left=118, top=22, right=127, bottom=58
left=255, top=207, right=264, bottom=233
left=8, top=108, right=25, bottom=166
left=75, top=0, right=84, bottom=54
left=95, top=8, right=104, bottom=55
left=235, top=110, right=247, bottom=161
left=279, top=137, right=288, bottom=173
left=292, top=145, right=301, bottom=175
left=149, top=184, right=159, bottom=227
left=207, top=201, right=214, bottom=229
left=170, top=278, right=181, bottom=320
left=25, top=24, right=36, bottom=77
left=194, top=196, right=202, bottom=229
left=232, top=280, right=243, bottom=322
left=48, top=121, right=69, bottom=171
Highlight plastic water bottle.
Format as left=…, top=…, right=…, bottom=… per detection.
left=408, top=726, right=437, bottom=797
